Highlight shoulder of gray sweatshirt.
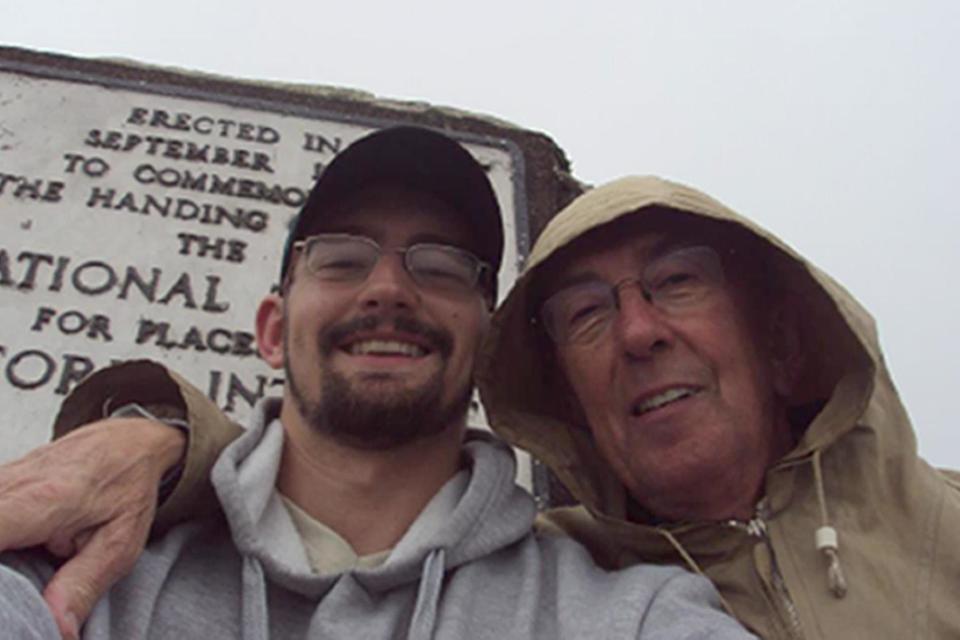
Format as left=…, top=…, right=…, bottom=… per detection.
left=1, top=398, right=755, bottom=639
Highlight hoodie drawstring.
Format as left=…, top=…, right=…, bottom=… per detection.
left=241, top=556, right=270, bottom=640
left=406, top=548, right=446, bottom=640
left=812, top=450, right=847, bottom=598
left=658, top=527, right=737, bottom=617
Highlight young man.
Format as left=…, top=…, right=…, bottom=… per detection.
left=0, top=131, right=750, bottom=639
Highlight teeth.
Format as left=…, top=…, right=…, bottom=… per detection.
left=348, top=340, right=427, bottom=357
left=633, top=388, right=696, bottom=415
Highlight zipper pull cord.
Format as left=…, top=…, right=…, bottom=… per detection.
left=813, top=450, right=847, bottom=598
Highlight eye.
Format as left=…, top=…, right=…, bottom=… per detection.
left=314, top=255, right=367, bottom=271
left=643, top=246, right=723, bottom=305
left=651, top=269, right=700, bottom=292
left=552, top=284, right=611, bottom=327
left=563, top=298, right=613, bottom=343
left=322, top=254, right=359, bottom=266
left=416, top=267, right=471, bottom=288
left=413, top=258, right=462, bottom=279
left=408, top=245, right=477, bottom=289
left=304, top=238, right=374, bottom=279
left=541, top=280, right=617, bottom=343
left=567, top=300, right=604, bottom=324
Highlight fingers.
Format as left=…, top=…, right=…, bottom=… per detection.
left=0, top=416, right=174, bottom=636
left=42, top=513, right=150, bottom=640
left=0, top=417, right=178, bottom=553
left=44, top=535, right=77, bottom=559
left=42, top=583, right=79, bottom=640
left=43, top=585, right=80, bottom=640
left=45, top=528, right=94, bottom=559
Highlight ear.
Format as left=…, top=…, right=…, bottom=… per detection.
left=766, top=299, right=805, bottom=398
left=255, top=293, right=285, bottom=369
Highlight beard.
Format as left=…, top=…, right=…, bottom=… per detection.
left=285, top=314, right=473, bottom=450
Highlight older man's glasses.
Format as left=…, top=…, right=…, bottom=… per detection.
left=292, top=233, right=490, bottom=294
left=539, top=246, right=725, bottom=345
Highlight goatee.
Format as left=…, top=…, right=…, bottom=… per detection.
left=286, top=315, right=472, bottom=450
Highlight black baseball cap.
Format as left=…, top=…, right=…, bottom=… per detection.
left=280, top=126, right=504, bottom=296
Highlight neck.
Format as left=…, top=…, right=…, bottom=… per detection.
left=276, top=397, right=465, bottom=556
left=646, top=468, right=764, bottom=523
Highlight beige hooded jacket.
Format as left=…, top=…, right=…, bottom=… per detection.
left=477, top=176, right=960, bottom=639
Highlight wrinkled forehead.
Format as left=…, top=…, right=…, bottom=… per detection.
left=538, top=209, right=725, bottom=295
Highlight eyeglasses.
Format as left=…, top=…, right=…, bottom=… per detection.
left=538, top=245, right=725, bottom=345
left=291, top=233, right=490, bottom=294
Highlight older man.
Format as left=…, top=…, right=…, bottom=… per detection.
left=478, top=176, right=960, bottom=638
left=0, top=136, right=748, bottom=639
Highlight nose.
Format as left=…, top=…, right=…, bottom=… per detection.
left=356, top=253, right=420, bottom=311
left=612, top=286, right=674, bottom=359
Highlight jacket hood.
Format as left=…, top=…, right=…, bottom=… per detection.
left=212, top=398, right=536, bottom=598
left=478, top=175, right=888, bottom=521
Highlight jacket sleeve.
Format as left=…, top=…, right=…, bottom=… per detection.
left=51, top=360, right=243, bottom=530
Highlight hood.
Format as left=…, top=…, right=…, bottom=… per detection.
left=478, top=175, right=893, bottom=522
left=212, top=398, right=536, bottom=597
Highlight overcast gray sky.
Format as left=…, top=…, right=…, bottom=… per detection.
left=5, top=0, right=959, bottom=466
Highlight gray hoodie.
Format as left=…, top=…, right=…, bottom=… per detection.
left=1, top=398, right=754, bottom=639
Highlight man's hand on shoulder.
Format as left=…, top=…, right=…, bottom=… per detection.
left=0, top=417, right=185, bottom=640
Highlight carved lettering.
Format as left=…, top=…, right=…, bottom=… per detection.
left=177, top=233, right=248, bottom=263
left=71, top=261, right=118, bottom=295
left=15, top=252, right=55, bottom=291
left=0, top=348, right=95, bottom=396
left=54, top=354, right=95, bottom=394
left=4, top=349, right=56, bottom=390
left=62, top=153, right=110, bottom=177
left=86, top=128, right=275, bottom=173
left=30, top=306, right=113, bottom=341
left=134, top=319, right=255, bottom=357
left=84, top=188, right=269, bottom=234
left=117, top=266, right=162, bottom=302
left=202, top=275, right=230, bottom=312
left=0, top=173, right=66, bottom=201
left=157, top=273, right=198, bottom=309
left=126, top=107, right=280, bottom=144
left=0, top=249, right=231, bottom=314
left=302, top=132, right=343, bottom=155
left=222, top=372, right=284, bottom=413
left=48, top=256, right=70, bottom=292
left=0, top=250, right=12, bottom=286
left=132, top=163, right=306, bottom=207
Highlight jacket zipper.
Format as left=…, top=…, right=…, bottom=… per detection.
left=727, top=501, right=804, bottom=640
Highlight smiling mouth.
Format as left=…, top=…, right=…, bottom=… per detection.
left=631, top=387, right=700, bottom=416
left=344, top=339, right=429, bottom=358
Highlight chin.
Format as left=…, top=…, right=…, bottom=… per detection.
left=630, top=443, right=732, bottom=493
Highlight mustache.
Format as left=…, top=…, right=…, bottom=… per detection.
left=321, top=315, right=454, bottom=358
